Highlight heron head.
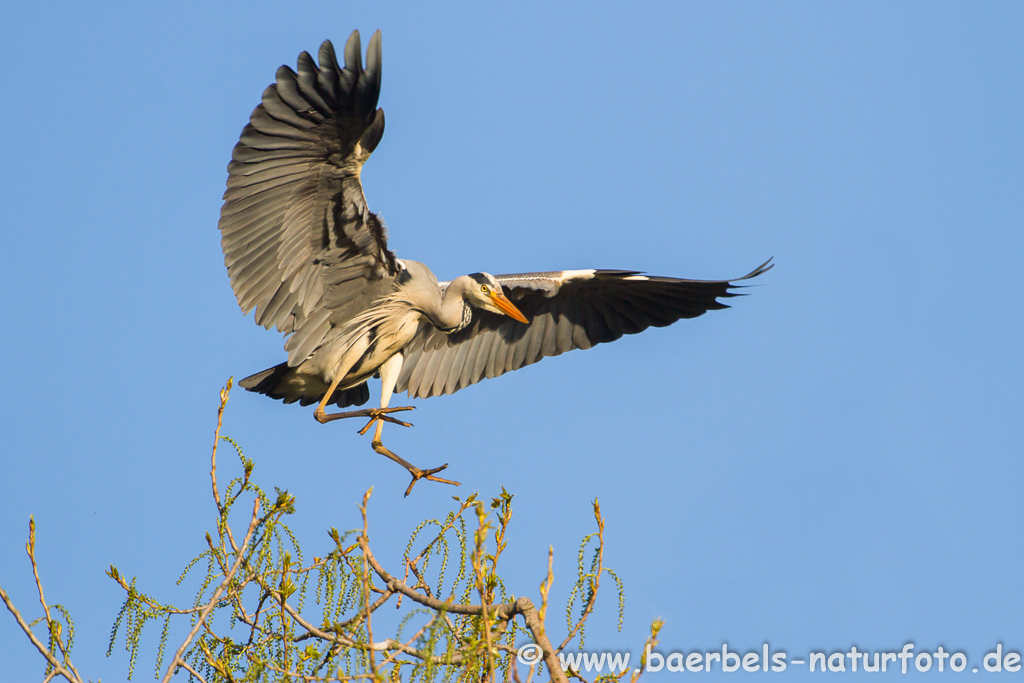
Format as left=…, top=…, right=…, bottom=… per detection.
left=465, top=273, right=528, bottom=323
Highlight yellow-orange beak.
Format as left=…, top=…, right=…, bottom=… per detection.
left=489, top=291, right=529, bottom=323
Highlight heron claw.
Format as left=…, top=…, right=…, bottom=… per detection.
left=404, top=465, right=460, bottom=498
left=357, top=407, right=415, bottom=435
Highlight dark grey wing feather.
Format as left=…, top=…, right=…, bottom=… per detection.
left=397, top=260, right=772, bottom=398
left=219, top=31, right=397, bottom=367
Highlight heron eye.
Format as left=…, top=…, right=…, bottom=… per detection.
left=481, top=285, right=488, bottom=293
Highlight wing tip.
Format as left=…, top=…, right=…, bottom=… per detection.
left=737, top=257, right=774, bottom=281
left=721, top=257, right=774, bottom=298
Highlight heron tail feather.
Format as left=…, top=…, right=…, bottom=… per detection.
left=239, top=363, right=371, bottom=408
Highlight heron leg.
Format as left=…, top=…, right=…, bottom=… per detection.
left=370, top=354, right=460, bottom=497
left=313, top=350, right=415, bottom=426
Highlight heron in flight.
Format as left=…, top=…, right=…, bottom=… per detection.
left=219, top=31, right=771, bottom=495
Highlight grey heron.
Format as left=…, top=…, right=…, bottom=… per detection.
left=219, top=31, right=772, bottom=495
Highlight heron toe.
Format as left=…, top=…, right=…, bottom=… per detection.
left=403, top=465, right=460, bottom=498
left=367, top=439, right=460, bottom=495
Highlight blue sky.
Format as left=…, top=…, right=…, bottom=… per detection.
left=2, top=2, right=1022, bottom=680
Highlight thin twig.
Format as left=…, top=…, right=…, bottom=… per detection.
left=245, top=591, right=271, bottom=646
left=329, top=588, right=395, bottom=634
left=358, top=489, right=378, bottom=677
left=0, top=585, right=80, bottom=683
left=251, top=655, right=381, bottom=681
left=360, top=536, right=515, bottom=619
left=279, top=595, right=465, bottom=667
left=406, top=559, right=464, bottom=642
left=625, top=619, right=664, bottom=683
left=556, top=501, right=605, bottom=653
left=106, top=571, right=207, bottom=615
left=176, top=658, right=210, bottom=683
left=211, top=379, right=231, bottom=514
left=212, top=385, right=244, bottom=560
left=361, top=533, right=566, bottom=681
left=160, top=496, right=261, bottom=683
left=473, top=504, right=496, bottom=682
left=26, top=519, right=83, bottom=682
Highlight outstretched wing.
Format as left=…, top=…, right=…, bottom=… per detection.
left=219, top=31, right=399, bottom=366
left=396, top=260, right=773, bottom=399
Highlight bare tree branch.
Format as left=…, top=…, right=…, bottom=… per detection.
left=359, top=535, right=515, bottom=619
left=160, top=496, right=260, bottom=683
left=358, top=489, right=379, bottom=677
left=211, top=379, right=231, bottom=514
left=557, top=501, right=606, bottom=653
left=8, top=381, right=633, bottom=683
left=515, top=596, right=569, bottom=683
left=177, top=658, right=210, bottom=683
left=0, top=584, right=81, bottom=683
